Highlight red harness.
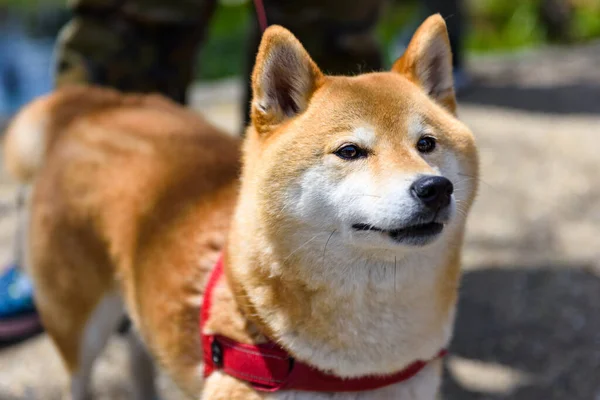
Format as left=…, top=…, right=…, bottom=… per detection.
left=200, top=256, right=447, bottom=393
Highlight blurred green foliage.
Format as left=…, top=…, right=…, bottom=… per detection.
left=467, top=0, right=546, bottom=51
left=197, top=2, right=250, bottom=81
left=3, top=0, right=599, bottom=80
left=572, top=2, right=600, bottom=40
left=198, top=0, right=600, bottom=79
left=0, top=0, right=63, bottom=8
left=465, top=0, right=600, bottom=51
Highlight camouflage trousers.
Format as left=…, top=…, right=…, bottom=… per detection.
left=55, top=0, right=386, bottom=119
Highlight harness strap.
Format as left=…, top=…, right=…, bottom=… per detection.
left=200, top=255, right=447, bottom=392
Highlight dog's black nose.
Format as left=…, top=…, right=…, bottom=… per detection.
left=411, top=176, right=454, bottom=210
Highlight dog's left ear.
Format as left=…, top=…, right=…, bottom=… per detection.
left=251, top=25, right=324, bottom=135
left=392, top=14, right=456, bottom=114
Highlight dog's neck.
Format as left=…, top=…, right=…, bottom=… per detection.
left=224, top=221, right=463, bottom=378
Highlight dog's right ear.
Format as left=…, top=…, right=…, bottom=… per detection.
left=251, top=25, right=324, bottom=134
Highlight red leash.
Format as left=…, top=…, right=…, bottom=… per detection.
left=253, top=0, right=269, bottom=33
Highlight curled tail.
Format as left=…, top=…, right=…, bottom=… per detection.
left=3, top=86, right=132, bottom=183
left=3, top=94, right=55, bottom=183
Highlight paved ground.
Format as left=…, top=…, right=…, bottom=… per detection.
left=1, top=41, right=600, bottom=399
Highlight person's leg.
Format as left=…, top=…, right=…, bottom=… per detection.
left=0, top=10, right=58, bottom=343
left=0, top=188, right=41, bottom=343
left=55, top=0, right=217, bottom=103
left=417, top=0, right=469, bottom=91
left=242, top=0, right=386, bottom=130
left=421, top=0, right=464, bottom=69
left=0, top=38, right=44, bottom=341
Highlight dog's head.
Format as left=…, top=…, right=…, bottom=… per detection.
left=240, top=15, right=478, bottom=261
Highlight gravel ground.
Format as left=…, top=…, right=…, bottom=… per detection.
left=1, top=42, right=600, bottom=400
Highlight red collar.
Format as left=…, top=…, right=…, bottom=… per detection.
left=200, top=256, right=447, bottom=393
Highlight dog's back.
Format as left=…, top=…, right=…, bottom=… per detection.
left=4, top=86, right=240, bottom=397
left=5, top=15, right=479, bottom=399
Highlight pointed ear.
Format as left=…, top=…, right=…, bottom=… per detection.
left=251, top=25, right=324, bottom=134
left=392, top=14, right=456, bottom=114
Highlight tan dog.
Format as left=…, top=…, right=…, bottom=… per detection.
left=4, top=15, right=478, bottom=400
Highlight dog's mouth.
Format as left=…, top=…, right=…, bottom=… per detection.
left=352, top=222, right=444, bottom=245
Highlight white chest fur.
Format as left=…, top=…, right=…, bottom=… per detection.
left=256, top=232, right=457, bottom=380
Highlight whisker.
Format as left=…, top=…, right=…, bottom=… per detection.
left=455, top=208, right=468, bottom=218
left=274, top=201, right=293, bottom=218
left=454, top=203, right=469, bottom=218
left=394, top=256, right=397, bottom=293
left=457, top=173, right=495, bottom=189
left=322, top=230, right=337, bottom=265
left=283, top=233, right=323, bottom=262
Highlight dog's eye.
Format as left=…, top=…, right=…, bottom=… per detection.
left=335, top=144, right=366, bottom=160
left=416, top=136, right=436, bottom=153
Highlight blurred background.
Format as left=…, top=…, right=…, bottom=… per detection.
left=2, top=0, right=600, bottom=122
left=0, top=0, right=600, bottom=399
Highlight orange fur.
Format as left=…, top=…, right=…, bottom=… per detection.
left=4, top=15, right=478, bottom=400
left=5, top=86, right=240, bottom=396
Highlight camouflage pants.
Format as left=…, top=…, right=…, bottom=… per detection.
left=55, top=0, right=386, bottom=115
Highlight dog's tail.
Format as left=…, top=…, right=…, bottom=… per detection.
left=3, top=92, right=57, bottom=183
left=3, top=86, right=130, bottom=183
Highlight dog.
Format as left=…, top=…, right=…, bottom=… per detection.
left=4, top=14, right=478, bottom=400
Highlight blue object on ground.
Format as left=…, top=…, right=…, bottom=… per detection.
left=0, top=264, right=41, bottom=342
